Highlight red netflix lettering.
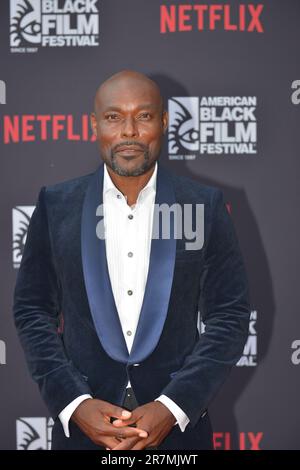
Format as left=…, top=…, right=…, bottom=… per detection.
left=213, top=432, right=263, bottom=450
left=82, top=114, right=89, bottom=141
left=67, top=115, right=80, bottom=141
left=53, top=115, right=65, bottom=140
left=2, top=114, right=96, bottom=143
left=193, top=5, right=208, bottom=30
left=179, top=5, right=192, bottom=31
left=209, top=5, right=223, bottom=30
left=160, top=5, right=176, bottom=33
left=36, top=115, right=51, bottom=140
left=224, top=5, right=237, bottom=31
left=22, top=115, right=35, bottom=142
left=3, top=116, right=19, bottom=144
left=160, top=4, right=264, bottom=33
left=248, top=4, right=264, bottom=32
left=240, top=5, right=246, bottom=31
left=248, top=432, right=263, bottom=450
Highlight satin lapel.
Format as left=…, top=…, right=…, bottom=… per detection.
left=128, top=162, right=177, bottom=365
left=81, top=163, right=129, bottom=363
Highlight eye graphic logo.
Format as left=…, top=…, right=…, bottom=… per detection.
left=16, top=417, right=53, bottom=450
left=168, top=96, right=257, bottom=157
left=10, top=0, right=41, bottom=47
left=12, top=206, right=35, bottom=268
left=168, top=97, right=200, bottom=154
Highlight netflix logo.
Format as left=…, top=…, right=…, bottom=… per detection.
left=213, top=432, right=264, bottom=450
left=160, top=3, right=264, bottom=34
left=1, top=114, right=96, bottom=144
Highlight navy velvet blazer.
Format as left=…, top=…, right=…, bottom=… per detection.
left=13, top=161, right=251, bottom=450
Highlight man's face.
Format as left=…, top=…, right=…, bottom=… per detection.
left=90, top=79, right=168, bottom=176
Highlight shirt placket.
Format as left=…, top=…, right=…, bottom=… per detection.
left=120, top=198, right=139, bottom=353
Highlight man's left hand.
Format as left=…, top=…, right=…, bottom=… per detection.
left=108, top=401, right=176, bottom=450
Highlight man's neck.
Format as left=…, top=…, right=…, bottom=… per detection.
left=105, top=163, right=156, bottom=206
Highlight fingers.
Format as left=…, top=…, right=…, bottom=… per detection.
left=112, top=417, right=137, bottom=427
left=101, top=422, right=148, bottom=439
left=130, top=440, right=149, bottom=450
left=102, top=403, right=132, bottom=421
left=108, top=435, right=141, bottom=451
left=112, top=418, right=150, bottom=439
left=102, top=436, right=123, bottom=449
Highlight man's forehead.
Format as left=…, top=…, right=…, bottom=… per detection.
left=94, top=75, right=163, bottom=112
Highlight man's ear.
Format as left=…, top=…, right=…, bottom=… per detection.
left=162, top=110, right=168, bottom=134
left=90, top=112, right=97, bottom=137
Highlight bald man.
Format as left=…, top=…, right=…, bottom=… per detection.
left=13, top=70, right=251, bottom=450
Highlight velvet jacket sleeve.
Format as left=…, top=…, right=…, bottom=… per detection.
left=13, top=187, right=92, bottom=419
left=160, top=188, right=251, bottom=427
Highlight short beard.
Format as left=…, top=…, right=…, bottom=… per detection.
left=108, top=148, right=153, bottom=176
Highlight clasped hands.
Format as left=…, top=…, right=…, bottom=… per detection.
left=71, top=398, right=176, bottom=450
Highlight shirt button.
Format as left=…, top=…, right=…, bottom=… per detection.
left=126, top=330, right=132, bottom=336
left=128, top=214, right=133, bottom=220
left=128, top=252, right=133, bottom=257
left=117, top=194, right=122, bottom=199
left=127, top=290, right=133, bottom=296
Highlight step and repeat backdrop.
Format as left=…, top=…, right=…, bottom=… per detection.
left=0, top=0, right=299, bottom=450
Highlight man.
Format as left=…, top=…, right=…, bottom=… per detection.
left=13, top=70, right=251, bottom=450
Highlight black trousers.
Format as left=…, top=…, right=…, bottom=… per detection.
left=122, top=386, right=140, bottom=412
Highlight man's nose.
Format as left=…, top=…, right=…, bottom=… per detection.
left=121, top=116, right=138, bottom=137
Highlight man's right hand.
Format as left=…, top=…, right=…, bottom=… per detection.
left=71, top=398, right=148, bottom=449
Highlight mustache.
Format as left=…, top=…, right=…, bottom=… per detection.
left=113, top=141, right=148, bottom=152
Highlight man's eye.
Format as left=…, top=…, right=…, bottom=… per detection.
left=139, top=113, right=151, bottom=119
left=106, top=114, right=119, bottom=120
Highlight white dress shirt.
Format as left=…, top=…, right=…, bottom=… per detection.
left=59, top=162, right=190, bottom=437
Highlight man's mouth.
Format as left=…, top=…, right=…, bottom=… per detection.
left=116, top=145, right=144, bottom=153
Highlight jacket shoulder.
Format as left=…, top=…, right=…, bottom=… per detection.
left=169, top=171, right=222, bottom=204
left=45, top=171, right=93, bottom=194
left=42, top=170, right=94, bottom=206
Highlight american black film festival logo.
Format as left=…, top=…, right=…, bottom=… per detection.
left=16, top=417, right=53, bottom=450
left=10, top=0, right=100, bottom=53
left=12, top=206, right=35, bottom=268
left=199, top=310, right=257, bottom=367
left=168, top=96, right=257, bottom=159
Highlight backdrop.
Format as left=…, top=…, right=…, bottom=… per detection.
left=1, top=0, right=299, bottom=450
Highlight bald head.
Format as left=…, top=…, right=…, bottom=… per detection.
left=93, top=70, right=164, bottom=116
